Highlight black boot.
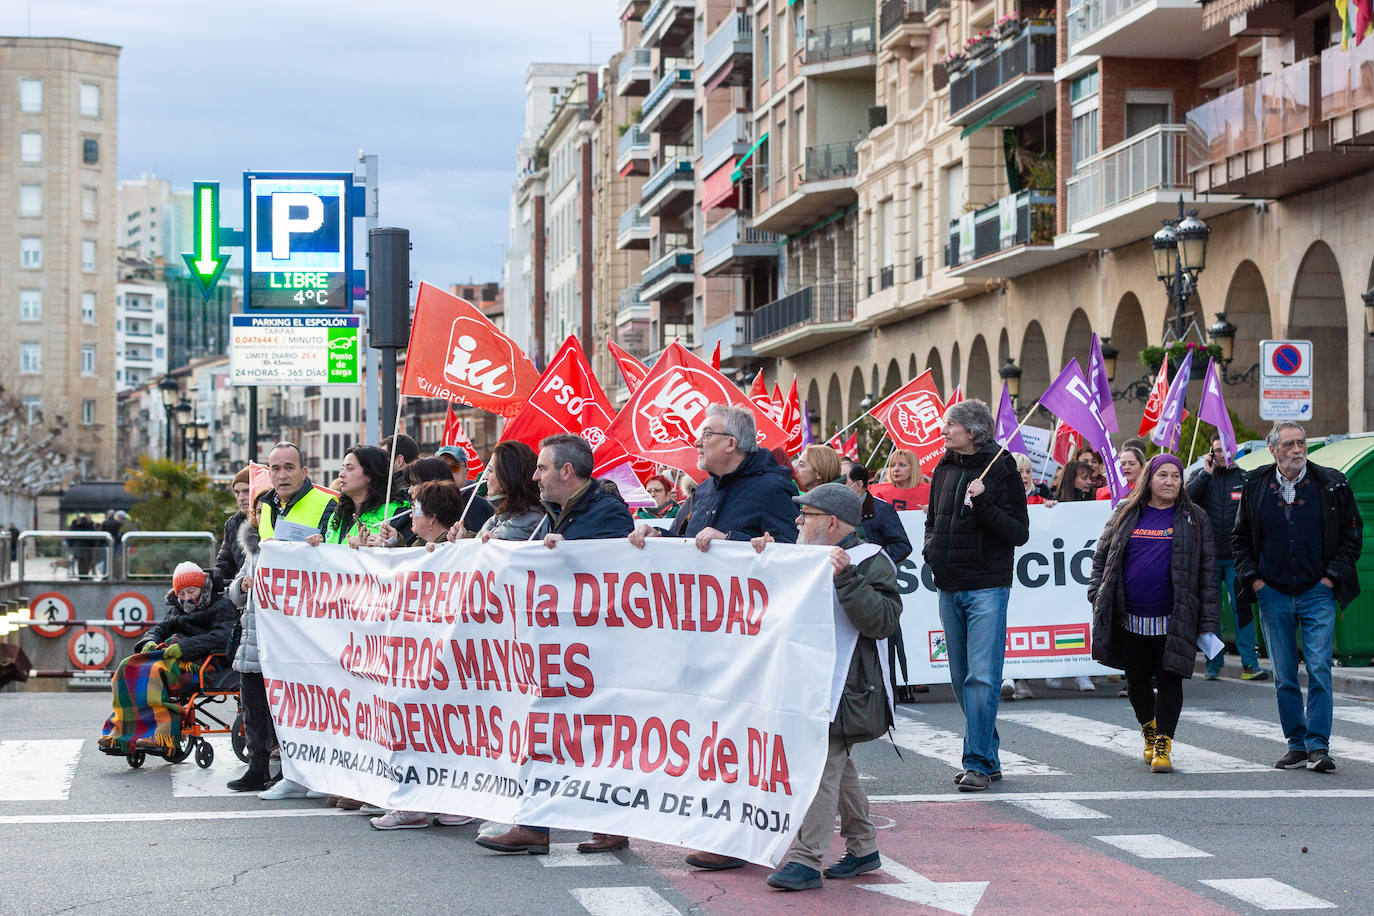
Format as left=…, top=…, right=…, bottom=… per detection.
left=227, top=768, right=272, bottom=792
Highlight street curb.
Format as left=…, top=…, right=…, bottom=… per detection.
left=1193, top=657, right=1374, bottom=699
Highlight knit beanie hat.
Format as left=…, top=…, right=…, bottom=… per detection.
left=232, top=466, right=251, bottom=488
left=1146, top=453, right=1184, bottom=481
left=172, top=561, right=206, bottom=594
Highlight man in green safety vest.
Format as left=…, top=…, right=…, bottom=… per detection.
left=257, top=442, right=337, bottom=540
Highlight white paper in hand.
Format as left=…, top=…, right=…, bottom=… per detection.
left=272, top=518, right=322, bottom=543
left=1197, top=631, right=1225, bottom=660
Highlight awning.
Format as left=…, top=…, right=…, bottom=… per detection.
left=1202, top=0, right=1268, bottom=29
left=730, top=132, right=769, bottom=183
left=958, top=89, right=1041, bottom=139
left=703, top=159, right=741, bottom=210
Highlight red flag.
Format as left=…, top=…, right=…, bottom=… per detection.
left=501, top=336, right=636, bottom=478
left=442, top=405, right=485, bottom=480
left=400, top=282, right=540, bottom=417
left=710, top=340, right=721, bottom=370
left=247, top=461, right=273, bottom=502
left=607, top=340, right=650, bottom=393
left=782, top=377, right=805, bottom=455
left=770, top=381, right=786, bottom=418
left=607, top=341, right=789, bottom=481
left=946, top=386, right=963, bottom=406
left=842, top=432, right=859, bottom=460
left=867, top=370, right=947, bottom=477
left=1137, top=361, right=1170, bottom=437
left=1051, top=419, right=1083, bottom=466
left=748, top=371, right=778, bottom=422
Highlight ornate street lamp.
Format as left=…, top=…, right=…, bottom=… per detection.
left=1206, top=312, right=1238, bottom=367
left=174, top=399, right=194, bottom=461
left=158, top=376, right=179, bottom=458
left=998, top=357, right=1023, bottom=406
left=1152, top=198, right=1210, bottom=345
left=1363, top=288, right=1374, bottom=338
left=1099, top=337, right=1119, bottom=383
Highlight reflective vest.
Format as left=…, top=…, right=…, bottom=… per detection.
left=258, top=483, right=336, bottom=539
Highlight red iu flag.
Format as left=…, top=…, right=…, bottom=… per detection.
left=607, top=340, right=650, bottom=394
left=607, top=341, right=789, bottom=481
left=868, top=370, right=947, bottom=477
left=501, top=336, right=636, bottom=478
left=1137, top=361, right=1171, bottom=437
left=441, top=406, right=485, bottom=480
left=400, top=282, right=540, bottom=417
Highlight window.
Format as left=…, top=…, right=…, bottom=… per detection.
left=20, top=290, right=41, bottom=321
left=82, top=240, right=96, bottom=272
left=19, top=78, right=41, bottom=112
left=20, top=132, right=41, bottom=163
left=794, top=9, right=805, bottom=54
left=343, top=399, right=351, bottom=422
left=82, top=138, right=99, bottom=165
left=80, top=83, right=100, bottom=117
left=943, top=162, right=965, bottom=228
left=82, top=345, right=96, bottom=376
left=1070, top=71, right=1100, bottom=175
left=22, top=397, right=41, bottom=424
left=82, top=399, right=96, bottom=426
left=760, top=29, right=770, bottom=82
left=20, top=343, right=41, bottom=374
left=20, top=237, right=42, bottom=268
left=82, top=292, right=96, bottom=324
left=82, top=187, right=98, bottom=221
left=1125, top=90, right=1173, bottom=137
left=19, top=184, right=41, bottom=217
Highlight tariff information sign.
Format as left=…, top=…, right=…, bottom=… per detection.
left=244, top=172, right=352, bottom=312
left=1259, top=339, right=1313, bottom=421
left=231, top=314, right=360, bottom=386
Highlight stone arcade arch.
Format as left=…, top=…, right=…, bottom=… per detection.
left=806, top=378, right=822, bottom=439
left=1287, top=241, right=1347, bottom=436
left=950, top=342, right=961, bottom=399
left=926, top=347, right=945, bottom=394
left=1219, top=260, right=1269, bottom=431
left=967, top=335, right=993, bottom=403
left=825, top=374, right=843, bottom=436
left=884, top=359, right=902, bottom=396
left=1062, top=308, right=1094, bottom=370
left=848, top=367, right=867, bottom=421
left=1109, top=293, right=1150, bottom=437
left=1017, top=320, right=1051, bottom=406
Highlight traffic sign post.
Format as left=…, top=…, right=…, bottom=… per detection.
left=1259, top=339, right=1313, bottom=421
left=30, top=592, right=74, bottom=638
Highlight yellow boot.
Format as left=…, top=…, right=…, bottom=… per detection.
left=1141, top=721, right=1157, bottom=765
left=1151, top=734, right=1173, bottom=773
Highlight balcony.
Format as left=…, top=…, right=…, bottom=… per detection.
left=747, top=281, right=863, bottom=358
left=617, top=124, right=650, bottom=176
left=754, top=139, right=861, bottom=234
left=1064, top=124, right=1245, bottom=249
left=703, top=12, right=752, bottom=89
left=640, top=247, right=694, bottom=301
left=1066, top=0, right=1227, bottom=60
left=640, top=0, right=693, bottom=50
left=616, top=48, right=652, bottom=98
left=702, top=113, right=751, bottom=178
left=1322, top=38, right=1374, bottom=146
left=701, top=312, right=754, bottom=365
left=948, top=25, right=1055, bottom=129
left=618, top=0, right=648, bottom=22
left=945, top=190, right=1080, bottom=278
left=617, top=205, right=650, bottom=251
left=640, top=154, right=694, bottom=217
left=641, top=66, right=694, bottom=132
left=880, top=0, right=924, bottom=36
left=802, top=18, right=877, bottom=77
left=701, top=213, right=781, bottom=276
left=616, top=285, right=650, bottom=327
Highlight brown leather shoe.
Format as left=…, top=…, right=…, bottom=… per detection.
left=335, top=797, right=363, bottom=810
left=577, top=833, right=629, bottom=854
left=685, top=850, right=746, bottom=870
left=475, top=825, right=550, bottom=855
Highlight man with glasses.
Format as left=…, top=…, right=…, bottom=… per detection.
left=628, top=403, right=798, bottom=870
left=1233, top=422, right=1362, bottom=772
left=1188, top=436, right=1268, bottom=681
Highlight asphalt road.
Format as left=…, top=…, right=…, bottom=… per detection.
left=3, top=677, right=1370, bottom=915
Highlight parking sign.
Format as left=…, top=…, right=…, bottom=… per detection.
left=1259, top=339, right=1313, bottom=421
left=244, top=172, right=352, bottom=311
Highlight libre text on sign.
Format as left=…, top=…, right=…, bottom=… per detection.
left=243, top=172, right=353, bottom=312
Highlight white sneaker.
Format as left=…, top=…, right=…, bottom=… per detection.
left=1074, top=676, right=1096, bottom=692
left=370, top=809, right=430, bottom=830
left=435, top=813, right=476, bottom=826
left=259, top=778, right=309, bottom=800
left=1013, top=679, right=1034, bottom=700
left=478, top=820, right=514, bottom=837
left=306, top=790, right=328, bottom=799
left=1044, top=678, right=1063, bottom=689
left=1000, top=678, right=1015, bottom=699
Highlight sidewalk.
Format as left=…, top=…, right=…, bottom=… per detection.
left=1197, top=656, right=1374, bottom=699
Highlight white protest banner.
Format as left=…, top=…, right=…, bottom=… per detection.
left=255, top=538, right=838, bottom=866
left=891, top=501, right=1116, bottom=685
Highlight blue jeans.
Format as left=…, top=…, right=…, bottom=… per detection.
left=1256, top=583, right=1335, bottom=753
left=1206, top=559, right=1260, bottom=675
left=938, top=587, right=1010, bottom=775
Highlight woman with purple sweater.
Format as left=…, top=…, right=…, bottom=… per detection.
left=1087, top=454, right=1221, bottom=773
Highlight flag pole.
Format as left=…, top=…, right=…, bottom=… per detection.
left=976, top=401, right=1042, bottom=483
left=865, top=433, right=889, bottom=467
left=827, top=411, right=870, bottom=443
left=1184, top=406, right=1202, bottom=467
left=455, top=465, right=491, bottom=534
left=1038, top=418, right=1057, bottom=484
left=381, top=395, right=406, bottom=512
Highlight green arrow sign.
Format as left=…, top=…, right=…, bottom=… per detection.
left=181, top=181, right=228, bottom=301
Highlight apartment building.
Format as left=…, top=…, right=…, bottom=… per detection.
left=117, top=175, right=192, bottom=263
left=114, top=270, right=168, bottom=391
left=0, top=37, right=120, bottom=479
left=541, top=71, right=599, bottom=362
left=738, top=0, right=1373, bottom=440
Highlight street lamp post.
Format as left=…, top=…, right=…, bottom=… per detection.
left=1151, top=197, right=1211, bottom=347
left=174, top=398, right=194, bottom=462
left=999, top=358, right=1023, bottom=408
left=158, top=377, right=179, bottom=459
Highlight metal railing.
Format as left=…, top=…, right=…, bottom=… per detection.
left=16, top=531, right=114, bottom=581
left=1187, top=57, right=1318, bottom=171
left=642, top=248, right=694, bottom=288
left=702, top=114, right=750, bottom=172
left=880, top=0, right=925, bottom=36
left=949, top=25, right=1055, bottom=117
left=879, top=265, right=895, bottom=289
left=1321, top=38, right=1374, bottom=121
left=913, top=255, right=925, bottom=280
left=618, top=125, right=649, bottom=161
left=747, top=281, right=857, bottom=342
left=122, top=532, right=217, bottom=579
left=946, top=190, right=1055, bottom=266
left=619, top=205, right=649, bottom=239
left=1067, top=0, right=1146, bottom=49
left=642, top=156, right=694, bottom=200
left=703, top=213, right=781, bottom=263
left=804, top=18, right=876, bottom=63
left=803, top=140, right=860, bottom=182
left=642, top=0, right=687, bottom=32
left=617, top=285, right=649, bottom=324
left=1065, top=124, right=1189, bottom=226
left=643, top=67, right=693, bottom=119
left=705, top=12, right=752, bottom=74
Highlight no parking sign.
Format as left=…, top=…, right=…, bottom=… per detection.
left=1259, top=339, right=1313, bottom=421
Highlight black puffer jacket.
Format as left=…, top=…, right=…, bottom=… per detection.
left=1087, top=501, right=1220, bottom=678
left=1185, top=465, right=1244, bottom=559
left=922, top=443, right=1029, bottom=590
left=142, top=580, right=238, bottom=661
left=671, top=448, right=799, bottom=543
left=215, top=512, right=247, bottom=582
left=545, top=479, right=635, bottom=540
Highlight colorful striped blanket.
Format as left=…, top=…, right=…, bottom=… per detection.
left=98, top=652, right=199, bottom=752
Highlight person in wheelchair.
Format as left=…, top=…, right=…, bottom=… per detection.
left=98, top=562, right=237, bottom=756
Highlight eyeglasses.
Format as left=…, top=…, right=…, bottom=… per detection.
left=797, top=509, right=831, bottom=519
left=694, top=430, right=735, bottom=448
left=1277, top=438, right=1307, bottom=451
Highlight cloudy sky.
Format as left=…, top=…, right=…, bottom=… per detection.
left=2, top=1, right=619, bottom=287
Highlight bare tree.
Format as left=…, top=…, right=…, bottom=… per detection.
left=0, top=385, right=78, bottom=521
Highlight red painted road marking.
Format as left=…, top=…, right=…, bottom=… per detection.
left=630, top=802, right=1242, bottom=915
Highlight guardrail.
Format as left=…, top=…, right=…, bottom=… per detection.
left=618, top=124, right=649, bottom=160
left=949, top=25, right=1055, bottom=117
left=643, top=67, right=693, bottom=119
left=1065, top=124, right=1189, bottom=226
left=619, top=205, right=649, bottom=238
left=804, top=18, right=876, bottom=63
left=1067, top=0, right=1144, bottom=49
left=748, top=281, right=857, bottom=342
left=642, top=156, right=694, bottom=200
left=17, top=531, right=114, bottom=581
left=804, top=140, right=860, bottom=182
left=946, top=189, right=1055, bottom=266
left=121, top=532, right=218, bottom=579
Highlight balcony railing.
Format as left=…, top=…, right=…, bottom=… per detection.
left=1065, top=124, right=1189, bottom=226
left=642, top=0, right=685, bottom=32
left=803, top=140, right=860, bottom=182
left=1187, top=57, right=1318, bottom=171
left=949, top=25, right=1055, bottom=118
left=747, top=281, right=857, bottom=343
left=703, top=213, right=781, bottom=263
left=703, top=114, right=751, bottom=174
left=642, top=248, right=693, bottom=289
left=643, top=66, right=693, bottom=118
left=1320, top=38, right=1374, bottom=123
left=804, top=18, right=876, bottom=63
left=880, top=0, right=925, bottom=36
left=618, top=124, right=649, bottom=161
left=616, top=47, right=652, bottom=95
left=913, top=255, right=925, bottom=280
left=617, top=285, right=649, bottom=324
left=642, top=156, right=694, bottom=200
left=1067, top=0, right=1144, bottom=49
left=946, top=190, right=1055, bottom=267
left=879, top=265, right=895, bottom=289
left=705, top=12, right=752, bottom=74
left=618, top=205, right=649, bottom=238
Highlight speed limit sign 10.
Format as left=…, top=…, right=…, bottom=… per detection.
left=107, top=592, right=155, bottom=638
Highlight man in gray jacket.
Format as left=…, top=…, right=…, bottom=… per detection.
left=757, top=483, right=902, bottom=892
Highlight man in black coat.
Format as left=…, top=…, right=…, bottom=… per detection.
left=1232, top=422, right=1363, bottom=773
left=1187, top=436, right=1267, bottom=681
left=215, top=469, right=252, bottom=583
left=922, top=399, right=1028, bottom=792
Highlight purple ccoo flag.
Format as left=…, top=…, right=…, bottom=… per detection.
left=800, top=399, right=815, bottom=447
left=1039, top=359, right=1130, bottom=503
left=996, top=382, right=1028, bottom=456
left=1088, top=333, right=1120, bottom=433
left=1149, top=350, right=1192, bottom=452
left=1198, top=357, right=1238, bottom=463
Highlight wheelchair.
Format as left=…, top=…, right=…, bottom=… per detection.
left=122, top=654, right=252, bottom=771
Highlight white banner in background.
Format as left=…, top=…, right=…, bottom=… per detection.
left=255, top=538, right=838, bottom=866
left=893, top=501, right=1115, bottom=684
